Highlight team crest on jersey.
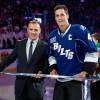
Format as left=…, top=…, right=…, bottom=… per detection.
left=50, top=36, right=56, bottom=43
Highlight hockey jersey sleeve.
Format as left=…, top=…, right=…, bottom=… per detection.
left=75, top=25, right=98, bottom=74
left=48, top=34, right=57, bottom=70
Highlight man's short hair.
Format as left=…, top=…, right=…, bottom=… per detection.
left=27, top=19, right=41, bottom=27
left=54, top=4, right=69, bottom=14
left=29, top=19, right=40, bottom=25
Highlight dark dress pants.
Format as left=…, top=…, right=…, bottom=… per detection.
left=15, top=80, right=43, bottom=100
left=53, top=80, right=82, bottom=100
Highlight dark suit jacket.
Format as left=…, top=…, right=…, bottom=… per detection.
left=0, top=38, right=49, bottom=96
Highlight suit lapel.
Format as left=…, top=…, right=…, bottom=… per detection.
left=22, top=39, right=28, bottom=64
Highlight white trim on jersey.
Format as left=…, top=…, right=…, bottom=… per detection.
left=84, top=52, right=98, bottom=63
left=58, top=24, right=71, bottom=36
left=75, top=39, right=87, bottom=45
left=48, top=56, right=57, bottom=66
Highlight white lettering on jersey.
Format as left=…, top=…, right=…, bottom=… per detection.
left=68, top=34, right=72, bottom=40
left=88, top=33, right=92, bottom=41
left=53, top=43, right=59, bottom=50
left=80, top=25, right=86, bottom=30
left=58, top=45, right=61, bottom=52
left=67, top=51, right=74, bottom=59
left=60, top=48, right=66, bottom=55
left=53, top=43, right=74, bottom=59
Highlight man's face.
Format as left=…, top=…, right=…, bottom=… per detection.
left=55, top=9, right=69, bottom=27
left=27, top=23, right=41, bottom=40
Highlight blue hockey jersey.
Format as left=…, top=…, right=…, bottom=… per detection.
left=48, top=24, right=98, bottom=76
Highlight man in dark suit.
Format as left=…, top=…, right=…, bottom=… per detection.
left=0, top=20, right=49, bottom=100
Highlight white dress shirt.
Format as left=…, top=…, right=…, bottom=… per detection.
left=26, top=38, right=38, bottom=61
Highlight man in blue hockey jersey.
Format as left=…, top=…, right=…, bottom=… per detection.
left=48, top=4, right=98, bottom=100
